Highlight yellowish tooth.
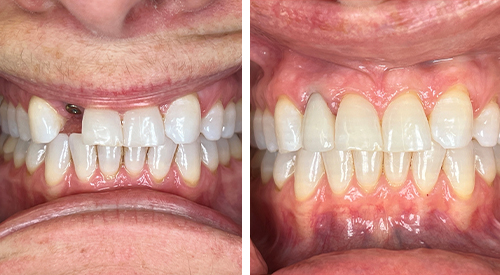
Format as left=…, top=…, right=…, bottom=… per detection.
left=253, top=108, right=267, bottom=150
left=493, top=145, right=500, bottom=175
left=443, top=141, right=475, bottom=199
left=13, top=139, right=29, bottom=168
left=216, top=139, right=230, bottom=166
left=322, top=149, right=353, bottom=194
left=200, top=136, right=218, bottom=172
left=45, top=134, right=71, bottom=186
left=294, top=149, right=325, bottom=201
left=473, top=140, right=496, bottom=185
left=302, top=93, right=335, bottom=152
left=148, top=138, right=177, bottom=181
left=228, top=135, right=242, bottom=160
left=275, top=96, right=303, bottom=153
left=251, top=150, right=266, bottom=170
left=175, top=139, right=201, bottom=187
left=352, top=150, right=383, bottom=192
left=273, top=152, right=296, bottom=190
left=3, top=136, right=18, bottom=155
left=383, top=152, right=410, bottom=187
left=411, top=141, right=446, bottom=195
left=262, top=109, right=278, bottom=152
left=261, top=151, right=277, bottom=184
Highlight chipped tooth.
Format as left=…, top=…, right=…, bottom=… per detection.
left=3, top=136, right=18, bottom=155
left=322, top=149, right=353, bottom=194
left=97, top=146, right=122, bottom=178
left=261, top=151, right=277, bottom=184
left=443, top=141, right=475, bottom=199
left=200, top=101, right=224, bottom=141
left=7, top=102, right=19, bottom=138
left=124, top=147, right=146, bottom=176
left=45, top=134, right=71, bottom=186
left=472, top=140, right=496, bottom=185
left=216, top=138, right=231, bottom=166
left=82, top=109, right=123, bottom=146
left=262, top=109, right=278, bottom=152
left=221, top=101, right=236, bottom=138
left=429, top=85, right=473, bottom=149
left=411, top=141, right=446, bottom=195
left=29, top=96, right=65, bottom=144
left=13, top=139, right=29, bottom=168
left=123, top=106, right=165, bottom=147
left=235, top=99, right=242, bottom=133
left=253, top=108, right=267, bottom=150
left=303, top=93, right=335, bottom=152
left=273, top=152, right=296, bottom=189
left=0, top=100, right=10, bottom=135
left=493, top=145, right=500, bottom=175
left=16, top=105, right=31, bottom=141
left=175, top=139, right=201, bottom=187
left=26, top=143, right=46, bottom=174
left=163, top=94, right=201, bottom=144
left=473, top=101, right=500, bottom=147
left=229, top=135, right=242, bottom=160
left=69, top=134, right=97, bottom=181
left=275, top=96, right=303, bottom=153
left=0, top=133, right=8, bottom=154
left=383, top=152, right=410, bottom=187
left=352, top=150, right=383, bottom=192
left=294, top=149, right=325, bottom=201
left=335, top=94, right=383, bottom=151
left=147, top=138, right=176, bottom=181
left=200, top=136, right=219, bottom=172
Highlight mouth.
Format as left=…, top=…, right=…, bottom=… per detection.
left=251, top=0, right=500, bottom=274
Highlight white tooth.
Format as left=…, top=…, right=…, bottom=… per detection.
left=335, top=94, right=383, bottom=151
left=228, top=135, right=242, bottom=160
left=322, top=149, right=353, bottom=194
left=493, top=145, right=500, bottom=175
left=26, top=143, right=46, bottom=174
left=472, top=140, right=496, bottom=185
left=443, top=141, right=475, bottom=199
left=123, top=106, right=165, bottom=147
left=235, top=99, right=242, bottom=133
left=352, top=150, right=383, bottom=192
left=69, top=134, right=97, bottom=181
left=411, top=141, right=446, bottom=195
left=473, top=101, right=500, bottom=147
left=221, top=101, right=236, bottom=138
left=16, top=105, right=31, bottom=141
left=303, top=93, right=335, bottom=152
left=82, top=109, right=123, bottom=146
left=13, top=139, right=29, bottom=168
left=0, top=133, right=8, bottom=154
left=294, top=149, right=325, bottom=201
left=429, top=85, right=473, bottom=149
left=273, top=152, right=296, bottom=189
left=7, top=102, right=19, bottom=138
left=200, top=136, right=218, bottom=172
left=216, top=138, right=230, bottom=166
left=163, top=94, right=201, bottom=144
left=45, top=134, right=71, bottom=186
left=124, top=147, right=146, bottom=176
left=200, top=101, right=224, bottom=141
left=175, top=139, right=201, bottom=186
left=251, top=150, right=266, bottom=169
left=262, top=109, right=278, bottom=152
left=383, top=152, right=410, bottom=187
left=253, top=108, right=267, bottom=150
left=275, top=96, right=303, bottom=153
left=28, top=96, right=65, bottom=144
left=97, top=146, right=122, bottom=178
left=3, top=136, right=18, bottom=155
left=147, top=137, right=176, bottom=181
left=261, top=151, right=277, bottom=184
left=0, top=100, right=10, bottom=135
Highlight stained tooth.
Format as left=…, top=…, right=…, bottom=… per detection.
left=7, top=102, right=19, bottom=138
left=443, top=141, right=475, bottom=199
left=473, top=101, right=500, bottom=147
left=13, top=139, right=29, bottom=168
left=273, top=152, right=296, bottom=189
left=260, top=151, right=277, bottom=184
left=216, top=138, right=230, bottom=166
left=82, top=109, right=123, bottom=146
left=0, top=133, right=8, bottom=154
left=303, top=93, right=335, bottom=152
left=352, top=150, right=383, bottom=192
left=322, top=149, right=353, bottom=194
left=294, top=149, right=325, bottom=201
left=163, top=94, right=201, bottom=144
left=26, top=143, right=46, bottom=174
left=429, top=85, right=473, bottom=149
left=221, top=101, right=236, bottom=138
left=123, top=106, right=165, bottom=147
left=335, top=94, right=383, bottom=151
left=253, top=108, right=267, bottom=150
left=275, top=96, right=303, bottom=153
left=228, top=135, right=242, bottom=160
left=472, top=140, right=496, bottom=185
left=383, top=152, right=410, bottom=187
left=97, top=146, right=122, bottom=178
left=262, top=109, right=278, bottom=152
left=493, top=145, right=500, bottom=175
left=175, top=139, right=201, bottom=186
left=200, top=136, right=219, bottom=172
left=0, top=100, right=10, bottom=135
left=411, top=141, right=446, bottom=195
left=45, top=134, right=71, bottom=186
left=200, top=101, right=224, bottom=141
left=69, top=134, right=97, bottom=181
left=124, top=147, right=146, bottom=176
left=16, top=105, right=31, bottom=141
left=29, top=96, right=65, bottom=144
left=147, top=138, right=176, bottom=181
left=235, top=99, right=242, bottom=133
left=3, top=136, right=18, bottom=155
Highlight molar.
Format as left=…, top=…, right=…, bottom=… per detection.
left=147, top=138, right=177, bottom=181
left=294, top=149, right=325, bottom=201
left=352, top=150, right=383, bottom=192
left=163, top=94, right=201, bottom=144
left=28, top=96, right=66, bottom=144
left=274, top=96, right=303, bottom=153
left=322, top=149, right=353, bottom=194
left=262, top=109, right=278, bottom=152
left=273, top=151, right=296, bottom=190
left=175, top=139, right=201, bottom=187
left=472, top=101, right=500, bottom=147
left=82, top=109, right=124, bottom=146
left=411, top=141, right=446, bottom=195
left=302, top=93, right=335, bottom=152
left=221, top=101, right=236, bottom=138
left=16, top=104, right=31, bottom=141
left=26, top=143, right=46, bottom=174
left=45, top=134, right=71, bottom=186
left=200, top=101, right=224, bottom=141
left=123, top=106, right=165, bottom=147
left=443, top=141, right=475, bottom=199
left=69, top=134, right=97, bottom=182
left=97, top=146, right=122, bottom=178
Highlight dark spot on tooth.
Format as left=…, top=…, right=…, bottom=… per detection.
left=65, top=104, right=83, bottom=115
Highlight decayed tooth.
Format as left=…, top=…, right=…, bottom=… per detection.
left=7, top=102, right=19, bottom=138
left=335, top=94, right=383, bottom=151
left=275, top=96, right=303, bottom=153
left=253, top=108, right=267, bottom=150
left=163, top=94, right=201, bottom=144
left=124, top=147, right=146, bottom=176
left=472, top=140, right=496, bottom=185
left=29, top=96, right=65, bottom=144
left=45, top=134, right=71, bottom=186
left=382, top=93, right=431, bottom=152
left=229, top=135, right=242, bottom=160
left=411, top=141, right=446, bottom=195
left=429, top=85, right=473, bottom=149
left=221, top=101, right=236, bottom=138
left=16, top=105, right=31, bottom=141
left=0, top=100, right=10, bottom=135
left=262, top=109, right=278, bottom=152
left=147, top=138, right=176, bottom=181
left=473, top=101, right=500, bottom=147
left=0, top=133, right=8, bottom=154
left=261, top=151, right=277, bottom=184
left=216, top=138, right=231, bottom=166
left=322, top=149, right=353, bottom=194
left=294, top=149, right=325, bottom=201
left=235, top=99, right=242, bottom=133
left=97, top=146, right=122, bottom=178
left=352, top=150, right=383, bottom=192
left=175, top=139, right=201, bottom=187
left=3, top=136, right=18, bottom=155
left=69, top=134, right=97, bottom=181
left=443, top=141, right=475, bottom=199
left=200, top=136, right=219, bottom=172
left=13, top=139, right=29, bottom=168
left=493, top=145, right=500, bottom=175
left=26, top=143, right=46, bottom=174
left=200, top=101, right=224, bottom=141
left=82, top=109, right=123, bottom=146
left=123, top=106, right=165, bottom=147
left=383, top=152, right=410, bottom=187
left=273, top=152, right=296, bottom=189
left=303, top=93, right=335, bottom=152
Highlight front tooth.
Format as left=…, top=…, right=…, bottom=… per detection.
left=163, top=94, right=201, bottom=144
left=443, top=141, right=475, bottom=199
left=303, top=93, right=335, bottom=152
left=16, top=105, right=31, bottom=141
left=29, top=96, right=65, bottom=144
left=235, top=99, right=242, bottom=133
left=262, top=109, right=278, bottom=152
left=124, top=147, right=146, bottom=176
left=261, top=151, right=277, bottom=184
left=472, top=140, right=496, bottom=185
left=26, top=143, right=46, bottom=174
left=216, top=138, right=230, bottom=166
left=69, top=134, right=97, bottom=181
left=273, top=152, right=296, bottom=189
left=429, top=85, right=473, bottom=149
left=200, top=101, right=224, bottom=141
left=294, top=149, right=325, bottom=201
left=0, top=100, right=10, bottom=135
left=45, top=134, right=71, bottom=186
left=97, top=146, right=122, bottom=178
left=228, top=135, right=242, bottom=159
left=473, top=101, right=500, bottom=147
left=175, top=139, right=201, bottom=187
left=335, top=94, right=383, bottom=151
left=275, top=96, right=303, bottom=153
left=322, top=149, right=354, bottom=194
left=352, top=150, right=383, bottom=192
left=147, top=138, right=177, bottom=181
left=253, top=108, right=267, bottom=150
left=82, top=109, right=123, bottom=146
left=123, top=106, right=165, bottom=147
left=411, top=141, right=446, bottom=195
left=200, top=136, right=219, bottom=172
left=221, top=101, right=236, bottom=138
left=383, top=152, right=410, bottom=187
left=13, top=139, right=29, bottom=168
left=7, top=102, right=19, bottom=138
left=493, top=145, right=500, bottom=175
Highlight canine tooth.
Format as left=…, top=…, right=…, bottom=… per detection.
left=29, top=96, right=65, bottom=144
left=411, top=141, right=446, bottom=195
left=123, top=106, right=165, bottom=147
left=82, top=109, right=123, bottom=146
left=0, top=100, right=9, bottom=134
left=273, top=152, right=296, bottom=189
left=16, top=105, right=31, bottom=141
left=322, top=149, right=353, bottom=194
left=13, top=139, right=29, bottom=168
left=200, top=101, right=224, bottom=141
left=262, top=109, right=278, bottom=152
left=295, top=149, right=325, bottom=201
left=443, top=141, right=475, bottom=199
left=429, top=85, right=473, bottom=149
left=0, top=133, right=8, bottom=154
left=3, top=136, right=18, bottom=155
left=303, top=93, right=335, bottom=152
left=353, top=150, right=383, bottom=192
left=200, top=136, right=218, bottom=172
left=45, top=134, right=71, bottom=186
left=97, top=146, right=122, bottom=178
left=335, top=94, right=383, bottom=151
left=221, top=101, right=236, bottom=138
left=275, top=96, right=303, bottom=153
left=124, top=147, right=146, bottom=176
left=26, top=143, right=46, bottom=174
left=261, top=151, right=277, bottom=184
left=216, top=138, right=230, bottom=166
left=473, top=101, right=500, bottom=147
left=383, top=152, right=410, bottom=187
left=147, top=138, right=176, bottom=181
left=175, top=139, right=201, bottom=187
left=7, top=102, right=19, bottom=138
left=163, top=94, right=201, bottom=144
left=253, top=108, right=267, bottom=150
left=229, top=135, right=242, bottom=159
left=235, top=99, right=242, bottom=133
left=472, top=140, right=496, bottom=185
left=69, top=134, right=97, bottom=181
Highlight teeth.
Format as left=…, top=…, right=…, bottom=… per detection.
left=411, top=141, right=446, bottom=195
left=69, top=134, right=97, bottom=181
left=0, top=133, right=8, bottom=154
left=7, top=102, right=19, bottom=138
left=235, top=99, right=242, bottom=133
left=123, top=106, right=165, bottom=147
left=228, top=135, right=242, bottom=159
left=221, top=101, right=236, bottom=138
left=216, top=138, right=231, bottom=166
left=250, top=110, right=257, bottom=148
left=200, top=136, right=219, bottom=172
left=16, top=105, right=31, bottom=141
left=175, top=139, right=201, bottom=186
left=26, top=143, right=46, bottom=174
left=28, top=96, right=65, bottom=144
left=383, top=152, right=410, bottom=187
left=124, top=147, right=147, bottom=176
left=443, top=141, right=475, bottom=199
left=273, top=152, right=296, bottom=189
left=294, top=149, right=325, bottom=201
left=97, top=146, right=122, bottom=178
left=429, top=85, right=473, bottom=149
left=302, top=93, right=335, bottom=152
left=251, top=150, right=266, bottom=169
left=200, top=101, right=224, bottom=141
left=473, top=101, right=500, bottom=147
left=261, top=150, right=277, bottom=184
left=253, top=108, right=267, bottom=150
left=262, top=109, right=278, bottom=152
left=13, top=139, right=29, bottom=168
left=0, top=100, right=9, bottom=135
left=493, top=145, right=500, bottom=175
left=472, top=140, right=496, bottom=185
left=147, top=138, right=177, bottom=181
left=352, top=150, right=383, bottom=192
left=45, top=134, right=71, bottom=186
left=322, top=149, right=353, bottom=194
left=3, top=136, right=18, bottom=156
left=275, top=96, right=303, bottom=153
left=82, top=109, right=124, bottom=146
left=163, top=94, right=201, bottom=144
left=335, top=94, right=383, bottom=151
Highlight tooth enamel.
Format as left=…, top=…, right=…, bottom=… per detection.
left=0, top=133, right=8, bottom=154
left=250, top=110, right=257, bottom=148
left=82, top=109, right=123, bottom=146
left=45, top=134, right=71, bottom=186
left=273, top=152, right=296, bottom=189
left=28, top=96, right=65, bottom=144
left=493, top=145, right=500, bottom=175
left=294, top=149, right=325, bottom=201
left=251, top=150, right=266, bottom=169
left=335, top=94, right=383, bottom=151
left=16, top=105, right=31, bottom=141
left=69, top=134, right=97, bottom=181
left=411, top=141, right=446, bottom=195
left=200, top=101, right=224, bottom=141
left=429, top=85, right=473, bottom=149
left=147, top=137, right=177, bottom=181
left=124, top=147, right=146, bottom=176
left=352, top=150, right=383, bottom=192
left=175, top=139, right=201, bottom=186
left=473, top=101, right=500, bottom=147
left=303, top=93, right=335, bottom=152
left=123, top=106, right=165, bottom=147
left=7, top=102, right=19, bottom=138
left=26, top=143, right=46, bottom=174
left=216, top=138, right=230, bottom=166
left=262, top=109, right=278, bottom=152
left=0, top=100, right=10, bottom=135
left=221, top=101, right=236, bottom=138
left=97, top=146, right=122, bottom=178
left=383, top=152, right=410, bottom=187
left=443, top=141, right=475, bottom=199
left=322, top=149, right=354, bottom=194
left=13, top=139, right=29, bottom=168
left=163, top=94, right=201, bottom=144
left=253, top=108, right=267, bottom=150
left=3, top=136, right=18, bottom=155
left=275, top=96, right=303, bottom=153
left=200, top=136, right=219, bottom=172
left=261, top=151, right=277, bottom=184
left=472, top=140, right=496, bottom=185
left=235, top=99, right=242, bottom=133
left=229, top=135, right=242, bottom=159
